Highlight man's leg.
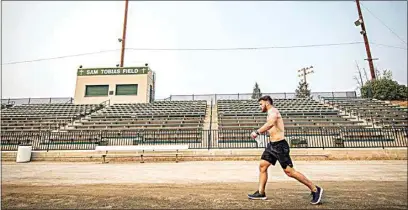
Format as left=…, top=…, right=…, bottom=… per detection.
left=258, top=160, right=271, bottom=194
left=283, top=166, right=323, bottom=204
left=248, top=148, right=276, bottom=200
left=276, top=140, right=323, bottom=204
left=248, top=160, right=271, bottom=200
left=283, top=166, right=316, bottom=191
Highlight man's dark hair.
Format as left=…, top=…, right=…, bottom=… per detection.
left=258, top=95, right=273, bottom=105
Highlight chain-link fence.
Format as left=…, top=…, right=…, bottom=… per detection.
left=1, top=92, right=356, bottom=105
left=166, top=91, right=357, bottom=104
left=1, top=97, right=73, bottom=105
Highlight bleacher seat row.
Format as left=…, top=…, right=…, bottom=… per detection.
left=217, top=98, right=366, bottom=130
left=1, top=104, right=103, bottom=132
left=70, top=100, right=207, bottom=132
left=323, top=97, right=407, bottom=128
left=1, top=98, right=406, bottom=138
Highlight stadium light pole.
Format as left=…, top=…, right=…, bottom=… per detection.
left=297, top=66, right=314, bottom=86
left=120, top=0, right=129, bottom=67
left=354, top=0, right=376, bottom=80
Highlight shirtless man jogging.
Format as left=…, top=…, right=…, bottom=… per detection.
left=247, top=95, right=323, bottom=205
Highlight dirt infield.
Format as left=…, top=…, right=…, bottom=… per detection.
left=2, top=161, right=407, bottom=209
left=2, top=182, right=407, bottom=209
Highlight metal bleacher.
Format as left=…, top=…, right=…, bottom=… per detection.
left=215, top=98, right=398, bottom=147
left=1, top=103, right=103, bottom=132
left=217, top=98, right=365, bottom=130
left=323, top=97, right=408, bottom=128
left=1, top=96, right=406, bottom=150
left=1, top=103, right=105, bottom=148
left=69, top=100, right=206, bottom=131
left=64, top=100, right=207, bottom=144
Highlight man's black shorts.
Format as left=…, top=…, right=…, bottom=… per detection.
left=261, top=139, right=293, bottom=169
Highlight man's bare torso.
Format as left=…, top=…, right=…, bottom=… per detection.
left=267, top=107, right=285, bottom=142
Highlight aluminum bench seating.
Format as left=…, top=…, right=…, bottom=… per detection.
left=1, top=103, right=103, bottom=131
left=217, top=99, right=369, bottom=131
left=322, top=97, right=408, bottom=128
left=67, top=100, right=207, bottom=133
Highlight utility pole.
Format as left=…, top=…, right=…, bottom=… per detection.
left=297, top=66, right=314, bottom=86
left=120, top=0, right=129, bottom=67
left=354, top=0, right=376, bottom=80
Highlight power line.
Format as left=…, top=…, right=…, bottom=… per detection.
left=1, top=49, right=121, bottom=65
left=360, top=2, right=407, bottom=45
left=126, top=42, right=364, bottom=51
left=371, top=42, right=408, bottom=50
left=1, top=41, right=406, bottom=66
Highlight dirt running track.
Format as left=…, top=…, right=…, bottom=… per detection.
left=2, top=161, right=407, bottom=209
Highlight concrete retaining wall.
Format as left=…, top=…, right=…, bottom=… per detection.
left=2, top=148, right=407, bottom=163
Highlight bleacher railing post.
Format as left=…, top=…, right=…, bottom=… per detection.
left=320, top=128, right=325, bottom=149
left=207, top=130, right=211, bottom=150
left=46, top=131, right=51, bottom=152
left=208, top=131, right=211, bottom=150
left=379, top=127, right=385, bottom=149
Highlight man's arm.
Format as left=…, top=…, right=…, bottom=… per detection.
left=257, top=111, right=277, bottom=134
left=251, top=111, right=277, bottom=138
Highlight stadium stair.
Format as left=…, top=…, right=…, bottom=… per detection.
left=202, top=104, right=212, bottom=130
left=211, top=103, right=219, bottom=130
left=61, top=103, right=110, bottom=131
left=64, top=105, right=110, bottom=130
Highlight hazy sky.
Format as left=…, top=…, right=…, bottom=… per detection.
left=2, top=1, right=407, bottom=100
